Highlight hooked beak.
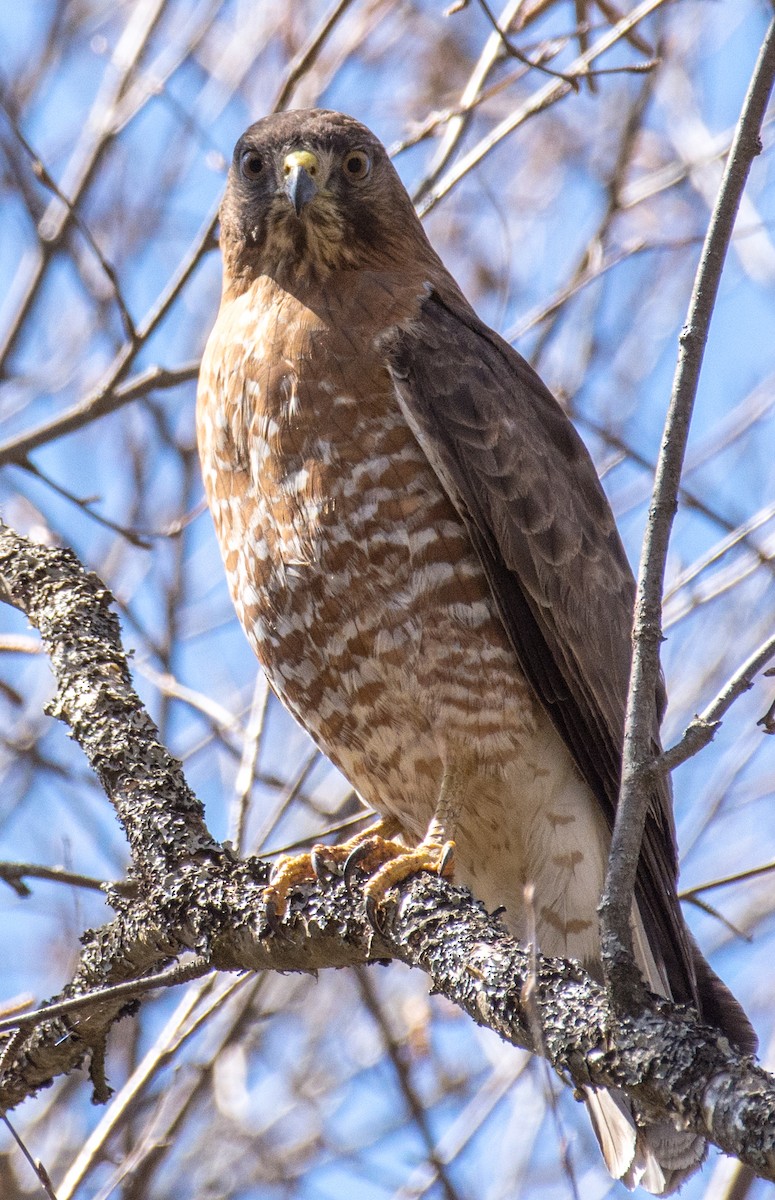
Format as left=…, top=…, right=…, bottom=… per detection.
left=283, top=150, right=319, bottom=216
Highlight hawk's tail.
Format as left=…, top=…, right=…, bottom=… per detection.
left=582, top=905, right=709, bottom=1194
left=689, top=930, right=758, bottom=1055
left=584, top=1087, right=705, bottom=1195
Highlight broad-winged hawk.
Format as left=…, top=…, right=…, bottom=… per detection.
left=197, top=109, right=755, bottom=1194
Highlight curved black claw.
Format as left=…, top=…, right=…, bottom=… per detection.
left=343, top=840, right=373, bottom=893
left=364, top=889, right=387, bottom=934
left=263, top=896, right=287, bottom=938
left=439, top=841, right=455, bottom=877
left=310, top=844, right=337, bottom=882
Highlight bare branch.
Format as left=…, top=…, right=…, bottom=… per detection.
left=0, top=99, right=137, bottom=344
left=272, top=0, right=358, bottom=112
left=0, top=862, right=119, bottom=898
left=473, top=0, right=579, bottom=86
left=0, top=959, right=212, bottom=1037
left=0, top=526, right=773, bottom=1181
left=600, top=16, right=775, bottom=997
left=1, top=1114, right=59, bottom=1200
left=0, top=362, right=199, bottom=467
left=418, top=0, right=669, bottom=216
left=0, top=0, right=168, bottom=373
left=681, top=859, right=775, bottom=901
left=356, top=968, right=464, bottom=1200
left=659, top=632, right=775, bottom=773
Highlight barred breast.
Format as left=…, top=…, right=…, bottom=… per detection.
left=200, top=273, right=642, bottom=989
left=197, top=274, right=542, bottom=838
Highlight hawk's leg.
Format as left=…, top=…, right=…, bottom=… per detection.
left=360, top=758, right=472, bottom=920
left=264, top=755, right=469, bottom=926
left=262, top=816, right=402, bottom=925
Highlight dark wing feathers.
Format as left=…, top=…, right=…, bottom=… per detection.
left=390, top=288, right=757, bottom=1052
left=390, top=290, right=643, bottom=809
left=389, top=288, right=704, bottom=1007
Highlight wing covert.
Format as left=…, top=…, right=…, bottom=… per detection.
left=386, top=287, right=703, bottom=1003
left=388, top=289, right=647, bottom=817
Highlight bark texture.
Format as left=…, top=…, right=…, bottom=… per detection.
left=0, top=522, right=773, bottom=1181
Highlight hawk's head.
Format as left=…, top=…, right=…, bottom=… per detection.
left=219, top=109, right=431, bottom=289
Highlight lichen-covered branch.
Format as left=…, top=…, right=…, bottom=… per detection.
left=600, top=12, right=775, bottom=998
left=0, top=522, right=773, bottom=1181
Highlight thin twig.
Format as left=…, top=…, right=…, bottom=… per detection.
left=0, top=958, right=213, bottom=1037
left=680, top=859, right=775, bottom=899
left=659, top=632, right=775, bottom=773
left=390, top=1054, right=529, bottom=1199
left=2, top=1113, right=60, bottom=1199
left=419, top=0, right=669, bottom=216
left=599, top=16, right=775, bottom=999
left=230, top=671, right=270, bottom=853
left=355, top=968, right=464, bottom=1200
left=135, top=661, right=242, bottom=734
left=412, top=0, right=527, bottom=200
left=0, top=634, right=42, bottom=654
left=0, top=362, right=199, bottom=467
left=0, top=0, right=167, bottom=373
left=0, top=861, right=123, bottom=898
left=74, top=974, right=268, bottom=1200
left=0, top=100, right=137, bottom=344
left=14, top=459, right=152, bottom=548
left=54, top=972, right=256, bottom=1200
left=680, top=896, right=753, bottom=944
left=272, top=0, right=357, bottom=111
left=474, top=0, right=578, bottom=85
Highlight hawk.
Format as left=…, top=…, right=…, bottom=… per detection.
left=197, top=108, right=755, bottom=1193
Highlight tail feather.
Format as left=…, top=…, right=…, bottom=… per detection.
left=579, top=903, right=716, bottom=1194
left=583, top=1086, right=638, bottom=1181
left=689, top=931, right=758, bottom=1055
left=584, top=1087, right=706, bottom=1195
left=479, top=758, right=755, bottom=1193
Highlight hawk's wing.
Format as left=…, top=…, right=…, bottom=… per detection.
left=386, top=286, right=698, bottom=1003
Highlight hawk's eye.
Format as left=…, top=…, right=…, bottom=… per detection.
left=239, top=149, right=264, bottom=180
left=342, top=150, right=370, bottom=181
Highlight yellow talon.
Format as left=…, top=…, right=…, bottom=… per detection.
left=363, top=838, right=456, bottom=910
left=261, top=820, right=454, bottom=933
left=263, top=852, right=318, bottom=924
left=261, top=817, right=405, bottom=926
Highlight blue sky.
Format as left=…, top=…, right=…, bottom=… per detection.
left=0, top=2, right=774, bottom=1197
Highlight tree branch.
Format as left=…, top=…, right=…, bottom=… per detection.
left=418, top=0, right=669, bottom=216
left=0, top=362, right=200, bottom=469
left=599, top=15, right=775, bottom=1000
left=659, top=631, right=775, bottom=773
left=0, top=522, right=774, bottom=1177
